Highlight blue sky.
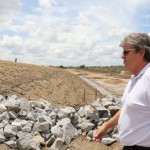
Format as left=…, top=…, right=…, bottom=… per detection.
left=0, top=0, right=150, bottom=66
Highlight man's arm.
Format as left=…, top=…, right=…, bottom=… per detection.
left=93, top=109, right=121, bottom=142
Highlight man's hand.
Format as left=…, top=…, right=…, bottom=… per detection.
left=93, top=123, right=108, bottom=142
left=93, top=110, right=120, bottom=142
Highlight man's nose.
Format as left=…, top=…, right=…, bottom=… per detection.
left=121, top=54, right=125, bottom=59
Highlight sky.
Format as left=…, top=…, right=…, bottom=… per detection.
left=0, top=0, right=150, bottom=66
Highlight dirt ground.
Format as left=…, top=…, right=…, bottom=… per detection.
left=0, top=60, right=130, bottom=150
left=66, top=68, right=130, bottom=98
left=69, top=136, right=123, bottom=150
left=0, top=60, right=103, bottom=108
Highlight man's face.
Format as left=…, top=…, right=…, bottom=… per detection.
left=121, top=45, right=141, bottom=74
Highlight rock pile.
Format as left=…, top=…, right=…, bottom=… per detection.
left=0, top=95, right=121, bottom=150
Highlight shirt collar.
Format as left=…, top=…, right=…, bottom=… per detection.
left=131, top=62, right=150, bottom=80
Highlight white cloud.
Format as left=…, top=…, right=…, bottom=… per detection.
left=145, top=15, right=150, bottom=18
left=0, top=0, right=149, bottom=66
left=38, top=0, right=57, bottom=9
left=0, top=0, right=22, bottom=22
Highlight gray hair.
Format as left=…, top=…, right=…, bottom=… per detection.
left=120, top=33, right=150, bottom=62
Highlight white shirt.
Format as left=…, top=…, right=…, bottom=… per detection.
left=118, top=63, right=150, bottom=147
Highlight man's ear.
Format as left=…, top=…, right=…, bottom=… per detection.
left=140, top=48, right=145, bottom=58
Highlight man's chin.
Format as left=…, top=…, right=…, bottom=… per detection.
left=123, top=63, right=128, bottom=68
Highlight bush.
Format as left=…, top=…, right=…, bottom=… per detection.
left=59, top=65, right=64, bottom=68
left=79, top=65, right=85, bottom=68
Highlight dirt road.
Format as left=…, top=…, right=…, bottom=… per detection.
left=66, top=68, right=130, bottom=98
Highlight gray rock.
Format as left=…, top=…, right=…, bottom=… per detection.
left=4, top=141, right=17, bottom=149
left=4, top=124, right=18, bottom=137
left=27, top=111, right=37, bottom=121
left=0, top=133, right=6, bottom=143
left=78, top=122, right=94, bottom=132
left=108, top=105, right=120, bottom=116
left=96, top=106, right=109, bottom=118
left=4, top=98, right=21, bottom=112
left=18, top=100, right=32, bottom=117
left=17, top=131, right=32, bottom=138
left=78, top=107, right=85, bottom=117
left=17, top=135, right=40, bottom=150
left=102, top=136, right=116, bottom=145
left=0, top=95, right=5, bottom=102
left=22, top=122, right=33, bottom=132
left=60, top=120, right=75, bottom=144
left=8, top=110, right=17, bottom=119
left=57, top=110, right=68, bottom=119
left=33, top=134, right=45, bottom=146
left=50, top=138, right=64, bottom=150
left=46, top=135, right=56, bottom=147
left=0, top=111, right=9, bottom=122
left=51, top=125, right=63, bottom=138
left=0, top=104, right=7, bottom=113
left=43, top=115, right=53, bottom=126
left=0, top=120, right=9, bottom=128
left=84, top=105, right=99, bottom=121
left=33, top=121, right=50, bottom=132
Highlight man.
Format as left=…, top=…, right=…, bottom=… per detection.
left=93, top=33, right=150, bottom=150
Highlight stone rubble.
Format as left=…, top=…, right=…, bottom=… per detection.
left=0, top=95, right=121, bottom=150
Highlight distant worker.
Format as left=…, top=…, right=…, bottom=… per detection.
left=15, top=58, right=17, bottom=62
left=93, top=33, right=150, bottom=150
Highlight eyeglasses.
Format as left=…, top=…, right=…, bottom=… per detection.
left=123, top=49, right=135, bottom=55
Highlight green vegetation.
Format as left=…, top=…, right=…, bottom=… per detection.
left=59, top=65, right=64, bottom=68
left=79, top=64, right=85, bottom=68
left=76, top=65, right=130, bottom=75
left=59, top=65, right=130, bottom=76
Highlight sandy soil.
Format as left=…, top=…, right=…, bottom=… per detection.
left=0, top=60, right=103, bottom=108
left=66, top=69, right=130, bottom=98
left=69, top=136, right=123, bottom=150
left=0, top=60, right=130, bottom=150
